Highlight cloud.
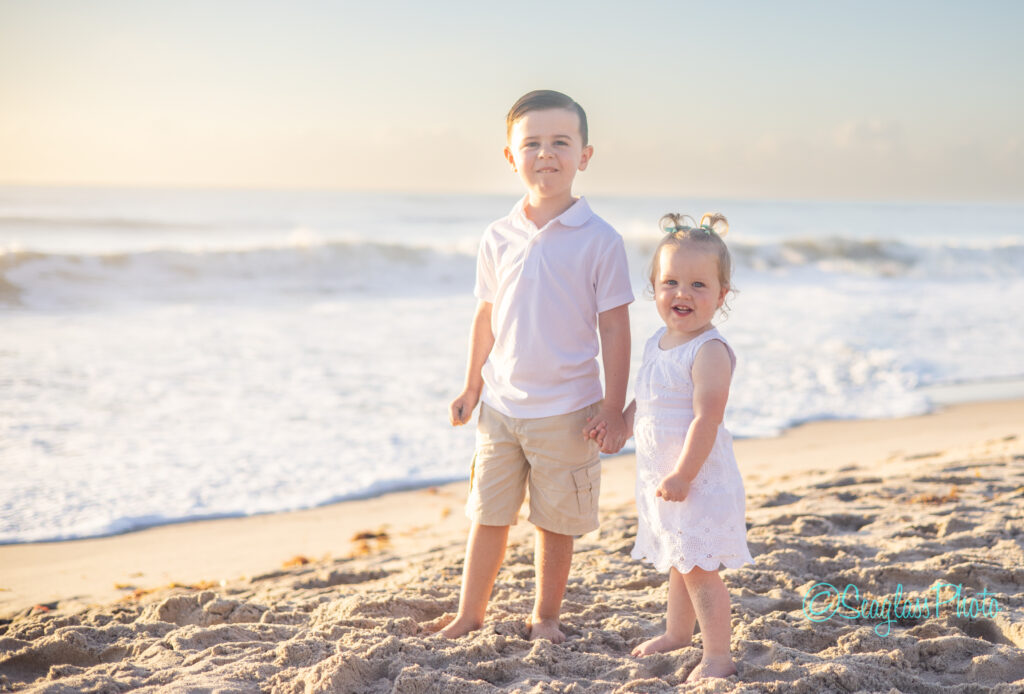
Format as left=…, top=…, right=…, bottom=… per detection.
left=833, top=119, right=904, bottom=155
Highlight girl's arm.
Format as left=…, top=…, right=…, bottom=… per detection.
left=623, top=399, right=636, bottom=440
left=656, top=340, right=732, bottom=502
left=449, top=300, right=495, bottom=426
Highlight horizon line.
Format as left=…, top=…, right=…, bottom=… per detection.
left=1, top=180, right=1022, bottom=208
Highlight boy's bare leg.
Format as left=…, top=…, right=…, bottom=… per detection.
left=438, top=523, right=510, bottom=638
left=681, top=568, right=737, bottom=681
left=528, top=527, right=573, bottom=643
left=632, top=567, right=696, bottom=656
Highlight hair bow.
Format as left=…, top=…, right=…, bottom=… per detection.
left=660, top=213, right=729, bottom=238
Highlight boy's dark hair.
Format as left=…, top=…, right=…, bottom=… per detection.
left=506, top=90, right=589, bottom=146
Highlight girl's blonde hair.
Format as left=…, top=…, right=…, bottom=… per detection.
left=648, top=212, right=735, bottom=309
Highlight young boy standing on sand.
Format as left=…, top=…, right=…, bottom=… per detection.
left=441, top=90, right=634, bottom=642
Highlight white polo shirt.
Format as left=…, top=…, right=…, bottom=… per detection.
left=475, top=196, right=635, bottom=419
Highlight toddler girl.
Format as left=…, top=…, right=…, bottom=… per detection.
left=620, top=213, right=753, bottom=682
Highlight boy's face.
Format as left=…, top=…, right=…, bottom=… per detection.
left=504, top=108, right=593, bottom=203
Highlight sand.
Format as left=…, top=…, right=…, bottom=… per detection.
left=1, top=400, right=1023, bottom=692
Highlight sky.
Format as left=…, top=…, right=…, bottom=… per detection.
left=1, top=0, right=1022, bottom=201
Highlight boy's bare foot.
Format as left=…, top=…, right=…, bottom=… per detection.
left=685, top=655, right=737, bottom=682
left=527, top=617, right=565, bottom=644
left=435, top=615, right=482, bottom=639
left=631, top=633, right=692, bottom=657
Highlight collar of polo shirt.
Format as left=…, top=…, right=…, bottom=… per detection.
left=512, top=196, right=594, bottom=234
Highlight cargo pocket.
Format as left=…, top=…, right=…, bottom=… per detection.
left=571, top=459, right=602, bottom=515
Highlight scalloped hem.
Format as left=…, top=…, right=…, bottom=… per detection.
left=631, top=547, right=755, bottom=575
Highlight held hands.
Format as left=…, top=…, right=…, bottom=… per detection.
left=449, top=389, right=480, bottom=426
left=582, top=406, right=629, bottom=454
left=655, top=470, right=691, bottom=502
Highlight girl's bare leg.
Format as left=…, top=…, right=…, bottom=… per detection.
left=681, top=567, right=737, bottom=680
left=632, top=567, right=696, bottom=656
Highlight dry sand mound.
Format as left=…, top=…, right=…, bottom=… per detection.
left=2, top=448, right=1023, bottom=692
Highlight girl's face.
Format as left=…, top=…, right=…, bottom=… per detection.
left=654, top=243, right=728, bottom=343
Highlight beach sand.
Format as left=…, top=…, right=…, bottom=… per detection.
left=1, top=400, right=1023, bottom=692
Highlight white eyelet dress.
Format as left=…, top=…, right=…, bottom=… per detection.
left=630, top=327, right=755, bottom=574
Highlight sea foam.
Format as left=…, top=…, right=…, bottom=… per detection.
left=2, top=187, right=1022, bottom=543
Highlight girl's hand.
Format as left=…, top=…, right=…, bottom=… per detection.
left=585, top=406, right=626, bottom=454
left=655, top=471, right=690, bottom=502
left=449, top=389, right=480, bottom=426
left=582, top=417, right=607, bottom=447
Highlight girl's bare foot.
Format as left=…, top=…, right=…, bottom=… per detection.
left=631, top=633, right=691, bottom=657
left=527, top=617, right=565, bottom=644
left=436, top=615, right=482, bottom=639
left=685, top=655, right=737, bottom=682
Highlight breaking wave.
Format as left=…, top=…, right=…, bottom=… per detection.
left=2, top=236, right=1022, bottom=309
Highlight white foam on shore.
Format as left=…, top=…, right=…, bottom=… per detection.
left=2, top=188, right=1022, bottom=543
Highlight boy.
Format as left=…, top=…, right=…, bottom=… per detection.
left=441, top=90, right=633, bottom=643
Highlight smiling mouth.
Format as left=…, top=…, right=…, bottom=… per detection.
left=536, top=168, right=558, bottom=173
left=672, top=306, right=693, bottom=316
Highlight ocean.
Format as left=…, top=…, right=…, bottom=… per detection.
left=2, top=186, right=1023, bottom=544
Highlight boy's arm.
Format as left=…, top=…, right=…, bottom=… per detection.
left=450, top=300, right=494, bottom=426
left=590, top=304, right=631, bottom=453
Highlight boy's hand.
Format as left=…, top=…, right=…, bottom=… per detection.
left=449, top=389, right=480, bottom=426
left=593, top=407, right=627, bottom=454
left=655, top=471, right=690, bottom=503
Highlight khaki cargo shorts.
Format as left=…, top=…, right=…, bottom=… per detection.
left=465, top=402, right=602, bottom=536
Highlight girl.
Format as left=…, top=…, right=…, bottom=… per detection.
left=612, top=213, right=753, bottom=682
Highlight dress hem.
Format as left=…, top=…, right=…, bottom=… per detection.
left=630, top=547, right=755, bottom=575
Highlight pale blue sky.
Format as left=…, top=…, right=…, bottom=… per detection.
left=1, top=0, right=1021, bottom=200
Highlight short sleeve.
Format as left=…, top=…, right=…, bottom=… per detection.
left=694, top=333, right=737, bottom=375
left=593, top=236, right=635, bottom=313
left=473, top=232, right=496, bottom=303
left=713, top=337, right=738, bottom=374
